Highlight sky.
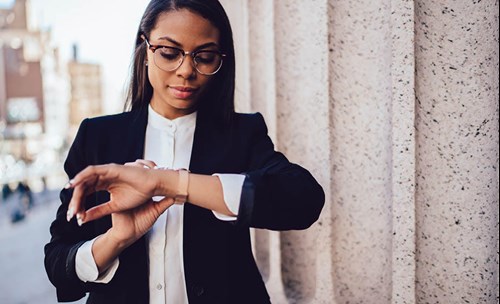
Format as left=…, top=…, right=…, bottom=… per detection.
left=1, top=0, right=152, bottom=113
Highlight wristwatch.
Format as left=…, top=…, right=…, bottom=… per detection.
left=174, top=168, right=190, bottom=204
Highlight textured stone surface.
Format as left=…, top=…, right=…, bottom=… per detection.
left=219, top=0, right=251, bottom=113
left=328, top=0, right=394, bottom=302
left=247, top=0, right=278, bottom=139
left=389, top=0, right=417, bottom=303
left=415, top=0, right=499, bottom=303
left=222, top=0, right=499, bottom=303
left=274, top=0, right=331, bottom=302
left=246, top=0, right=277, bottom=286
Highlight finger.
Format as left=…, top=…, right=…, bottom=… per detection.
left=125, top=163, right=148, bottom=169
left=134, top=159, right=158, bottom=169
left=71, top=165, right=118, bottom=192
left=154, top=197, right=175, bottom=215
left=65, top=164, right=116, bottom=224
left=82, top=201, right=115, bottom=223
left=67, top=179, right=95, bottom=223
left=69, top=165, right=104, bottom=188
left=125, top=161, right=150, bottom=169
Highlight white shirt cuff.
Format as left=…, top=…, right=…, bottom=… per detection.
left=211, top=173, right=245, bottom=221
left=75, top=237, right=120, bottom=283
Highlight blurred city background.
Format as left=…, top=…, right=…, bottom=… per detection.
left=0, top=0, right=150, bottom=303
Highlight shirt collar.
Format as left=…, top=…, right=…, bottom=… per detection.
left=148, top=104, right=197, bottom=131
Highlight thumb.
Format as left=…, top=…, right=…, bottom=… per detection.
left=154, top=197, right=176, bottom=214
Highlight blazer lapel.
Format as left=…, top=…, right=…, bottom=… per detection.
left=188, top=113, right=228, bottom=175
left=123, top=107, right=149, bottom=163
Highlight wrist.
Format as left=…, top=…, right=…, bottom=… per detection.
left=105, top=228, right=135, bottom=250
left=153, top=168, right=178, bottom=197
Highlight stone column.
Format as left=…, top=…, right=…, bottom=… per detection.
left=274, top=0, right=332, bottom=303
left=328, top=0, right=395, bottom=302
left=390, top=0, right=417, bottom=303
left=414, top=1, right=499, bottom=303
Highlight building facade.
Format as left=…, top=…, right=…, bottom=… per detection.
left=0, top=0, right=69, bottom=186
left=67, top=45, right=103, bottom=134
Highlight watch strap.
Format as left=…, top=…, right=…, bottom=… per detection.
left=174, top=169, right=189, bottom=204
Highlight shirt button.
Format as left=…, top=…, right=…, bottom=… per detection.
left=157, top=284, right=163, bottom=290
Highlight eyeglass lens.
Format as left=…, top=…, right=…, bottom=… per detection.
left=155, top=47, right=223, bottom=75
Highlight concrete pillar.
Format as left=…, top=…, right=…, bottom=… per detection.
left=273, top=1, right=332, bottom=303
left=414, top=0, right=499, bottom=303
left=246, top=0, right=278, bottom=287
left=328, top=0, right=394, bottom=302
left=389, top=0, right=417, bottom=303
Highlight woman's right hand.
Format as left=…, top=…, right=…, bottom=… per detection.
left=89, top=196, right=174, bottom=275
left=84, top=160, right=174, bottom=274
left=106, top=160, right=174, bottom=245
left=107, top=197, right=174, bottom=246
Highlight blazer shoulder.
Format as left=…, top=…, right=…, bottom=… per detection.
left=232, top=112, right=267, bottom=131
left=84, top=111, right=136, bottom=128
left=81, top=110, right=145, bottom=136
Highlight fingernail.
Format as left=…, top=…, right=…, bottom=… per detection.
left=64, top=179, right=75, bottom=189
left=76, top=213, right=84, bottom=226
left=143, top=165, right=150, bottom=169
left=67, top=207, right=75, bottom=222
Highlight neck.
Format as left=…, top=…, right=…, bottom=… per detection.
left=149, top=100, right=196, bottom=120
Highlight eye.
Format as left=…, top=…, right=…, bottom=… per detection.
left=158, top=47, right=182, bottom=61
left=194, top=51, right=219, bottom=64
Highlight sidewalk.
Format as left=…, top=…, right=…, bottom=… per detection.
left=0, top=190, right=87, bottom=304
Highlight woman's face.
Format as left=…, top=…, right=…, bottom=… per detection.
left=147, top=9, right=220, bottom=119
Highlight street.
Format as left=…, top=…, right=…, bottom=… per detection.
left=0, top=191, right=87, bottom=304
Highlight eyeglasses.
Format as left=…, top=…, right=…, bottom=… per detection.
left=143, top=36, right=226, bottom=76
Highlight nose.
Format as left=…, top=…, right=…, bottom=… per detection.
left=176, top=55, right=196, bottom=79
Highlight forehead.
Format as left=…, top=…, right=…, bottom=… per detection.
left=150, top=9, right=220, bottom=46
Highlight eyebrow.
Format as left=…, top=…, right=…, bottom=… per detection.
left=157, top=36, right=219, bottom=50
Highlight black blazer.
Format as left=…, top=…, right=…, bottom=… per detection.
left=44, top=107, right=324, bottom=304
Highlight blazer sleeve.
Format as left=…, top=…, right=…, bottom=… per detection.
left=236, top=113, right=325, bottom=230
left=44, top=119, right=99, bottom=302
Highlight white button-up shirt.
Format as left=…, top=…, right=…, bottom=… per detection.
left=75, top=105, right=245, bottom=303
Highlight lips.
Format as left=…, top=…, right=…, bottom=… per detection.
left=168, top=86, right=198, bottom=99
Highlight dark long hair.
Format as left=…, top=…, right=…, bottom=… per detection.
left=125, top=0, right=235, bottom=125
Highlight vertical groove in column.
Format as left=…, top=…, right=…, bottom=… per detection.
left=247, top=0, right=278, bottom=141
left=220, top=0, right=251, bottom=112
left=414, top=0, right=499, bottom=302
left=389, top=0, right=417, bottom=303
left=274, top=0, right=330, bottom=302
left=328, top=0, right=394, bottom=302
left=247, top=0, right=278, bottom=284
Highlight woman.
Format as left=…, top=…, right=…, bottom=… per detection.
left=44, top=0, right=324, bottom=303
